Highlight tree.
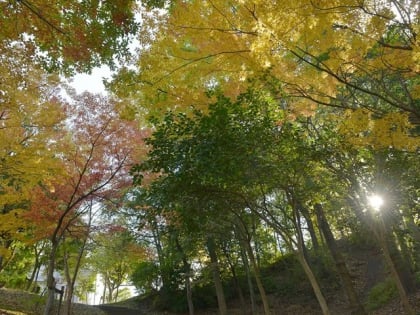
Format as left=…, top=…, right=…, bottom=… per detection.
left=23, top=93, right=143, bottom=315
left=132, top=89, right=335, bottom=314
left=92, top=228, right=144, bottom=303
left=0, top=43, right=65, bottom=272
left=111, top=0, right=419, bottom=131
left=304, top=108, right=419, bottom=315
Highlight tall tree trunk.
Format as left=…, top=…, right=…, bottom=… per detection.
left=151, top=219, right=171, bottom=298
left=298, top=202, right=320, bottom=251
left=26, top=252, right=41, bottom=291
left=392, top=229, right=415, bottom=290
left=174, top=236, right=195, bottom=315
left=403, top=210, right=420, bottom=270
left=206, top=237, right=227, bottom=315
left=63, top=240, right=88, bottom=314
left=295, top=251, right=331, bottom=315
left=222, top=245, right=246, bottom=314
left=241, top=245, right=256, bottom=315
left=32, top=263, right=42, bottom=293
left=377, top=218, right=415, bottom=315
left=235, top=218, right=271, bottom=315
left=63, top=206, right=92, bottom=315
left=314, top=204, right=366, bottom=315
left=251, top=218, right=261, bottom=267
left=244, top=240, right=271, bottom=315
left=294, top=205, right=331, bottom=315
left=101, top=277, right=107, bottom=304
left=44, top=239, right=59, bottom=315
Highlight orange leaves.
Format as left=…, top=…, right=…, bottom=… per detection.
left=21, top=92, right=147, bottom=243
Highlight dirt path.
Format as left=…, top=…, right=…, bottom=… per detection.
left=96, top=305, right=142, bottom=315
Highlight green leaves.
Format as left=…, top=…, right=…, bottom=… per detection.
left=1, top=0, right=140, bottom=74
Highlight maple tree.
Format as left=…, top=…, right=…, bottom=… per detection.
left=0, top=43, right=65, bottom=272
left=22, top=92, right=145, bottom=314
left=111, top=0, right=419, bottom=139
left=0, top=0, right=139, bottom=73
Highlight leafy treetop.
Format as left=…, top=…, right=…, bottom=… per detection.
left=0, top=0, right=140, bottom=74
left=111, top=0, right=419, bottom=121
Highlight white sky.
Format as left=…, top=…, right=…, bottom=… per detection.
left=69, top=65, right=112, bottom=94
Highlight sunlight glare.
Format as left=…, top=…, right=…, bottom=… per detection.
left=368, top=194, right=384, bottom=211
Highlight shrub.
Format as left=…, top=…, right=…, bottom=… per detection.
left=366, top=278, right=397, bottom=310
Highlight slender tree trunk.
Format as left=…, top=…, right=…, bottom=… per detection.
left=386, top=231, right=416, bottom=293
left=206, top=237, right=227, bottom=315
left=222, top=246, right=246, bottom=314
left=101, top=276, right=107, bottom=304
left=404, top=211, right=420, bottom=270
left=235, top=217, right=271, bottom=315
left=244, top=240, right=271, bottom=315
left=151, top=219, right=171, bottom=298
left=185, top=267, right=194, bottom=315
left=298, top=202, right=320, bottom=251
left=107, top=276, right=114, bottom=302
left=33, top=263, right=42, bottom=292
left=377, top=219, right=414, bottom=315
left=44, top=239, right=59, bottom=315
left=63, top=249, right=72, bottom=306
left=174, top=236, right=195, bottom=315
left=294, top=205, right=331, bottom=315
left=63, top=240, right=87, bottom=315
left=251, top=219, right=261, bottom=268
left=26, top=253, right=40, bottom=291
left=66, top=205, right=93, bottom=313
left=241, top=245, right=256, bottom=315
left=314, top=204, right=366, bottom=315
left=295, top=251, right=331, bottom=315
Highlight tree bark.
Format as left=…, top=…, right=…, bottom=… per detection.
left=244, top=240, right=271, bottom=315
left=296, top=250, right=331, bottom=315
left=235, top=217, right=271, bottom=315
left=174, top=235, right=194, bottom=315
left=294, top=205, right=331, bottom=315
left=377, top=218, right=415, bottom=315
left=314, top=203, right=366, bottom=315
left=206, top=237, right=227, bottom=315
left=298, top=202, right=320, bottom=251
left=222, top=245, right=246, bottom=314
left=43, top=239, right=59, bottom=315
left=241, top=245, right=256, bottom=315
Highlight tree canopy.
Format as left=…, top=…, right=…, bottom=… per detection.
left=0, top=1, right=419, bottom=315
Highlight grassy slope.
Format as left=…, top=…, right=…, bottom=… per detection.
left=1, top=243, right=419, bottom=315
left=0, top=288, right=106, bottom=315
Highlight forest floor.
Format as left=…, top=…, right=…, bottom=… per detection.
left=96, top=241, right=420, bottom=315
left=1, top=243, right=420, bottom=314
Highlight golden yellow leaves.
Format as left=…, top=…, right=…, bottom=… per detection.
left=338, top=109, right=419, bottom=151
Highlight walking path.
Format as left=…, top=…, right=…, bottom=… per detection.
left=96, top=305, right=141, bottom=315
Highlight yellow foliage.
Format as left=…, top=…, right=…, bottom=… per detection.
left=116, top=0, right=419, bottom=137
left=338, top=109, right=420, bottom=151
left=0, top=44, right=65, bottom=248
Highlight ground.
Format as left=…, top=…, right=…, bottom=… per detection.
left=1, top=243, right=420, bottom=314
